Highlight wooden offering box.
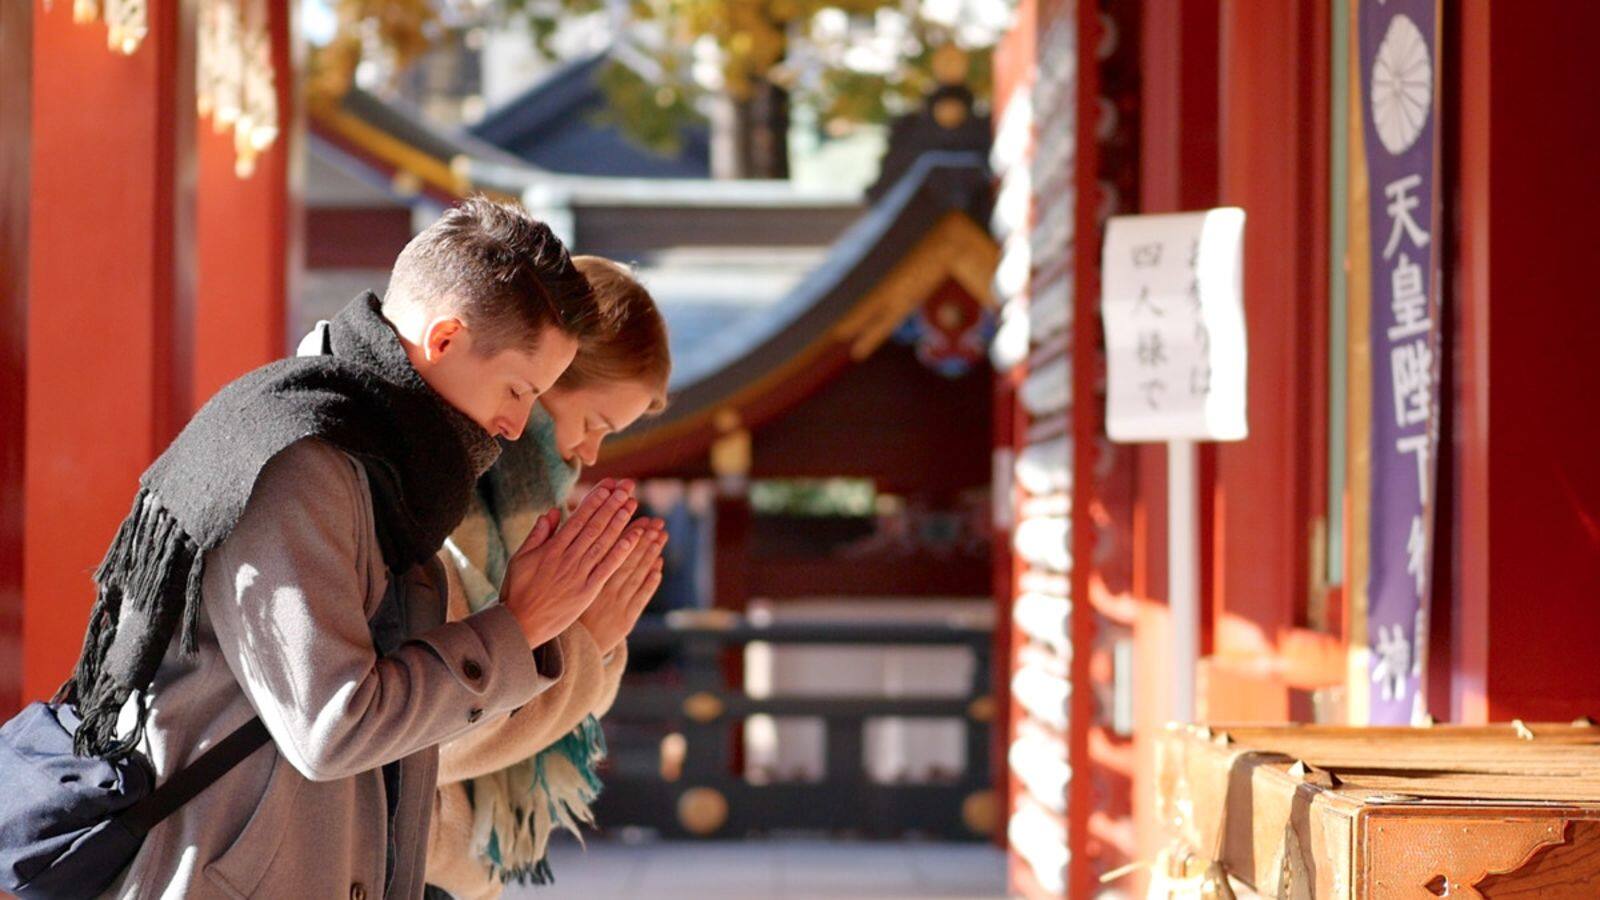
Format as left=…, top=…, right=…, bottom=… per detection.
left=1154, top=722, right=1600, bottom=898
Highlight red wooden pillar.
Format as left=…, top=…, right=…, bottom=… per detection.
left=1136, top=0, right=1221, bottom=619
left=1453, top=1, right=1600, bottom=724
left=710, top=464, right=751, bottom=775
left=990, top=369, right=1019, bottom=850
left=22, top=1, right=195, bottom=702
left=712, top=484, right=751, bottom=614
left=1204, top=0, right=1329, bottom=722
left=1067, top=0, right=1102, bottom=894
left=0, top=0, right=33, bottom=721
left=194, top=0, right=297, bottom=401
left=1132, top=0, right=1220, bottom=873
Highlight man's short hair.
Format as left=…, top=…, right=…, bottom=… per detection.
left=386, top=196, right=598, bottom=354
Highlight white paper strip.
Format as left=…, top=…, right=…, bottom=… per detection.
left=1019, top=354, right=1069, bottom=416
left=1013, top=515, right=1070, bottom=573
left=1009, top=799, right=1069, bottom=896
left=989, top=300, right=1031, bottom=372
left=1015, top=435, right=1071, bottom=495
left=991, top=163, right=1033, bottom=243
left=994, top=230, right=1034, bottom=305
left=1027, top=270, right=1072, bottom=345
left=1011, top=663, right=1071, bottom=730
left=1014, top=590, right=1071, bottom=654
left=1009, top=732, right=1072, bottom=814
left=990, top=89, right=1034, bottom=176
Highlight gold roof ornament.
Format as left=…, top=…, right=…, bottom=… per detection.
left=961, top=789, right=999, bottom=836
left=681, top=692, right=726, bottom=724
left=710, top=428, right=752, bottom=480
left=932, top=44, right=970, bottom=86
left=933, top=96, right=969, bottom=130
left=676, top=787, right=729, bottom=836
left=391, top=170, right=424, bottom=198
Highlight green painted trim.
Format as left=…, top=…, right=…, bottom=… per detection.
left=1328, top=0, right=1351, bottom=587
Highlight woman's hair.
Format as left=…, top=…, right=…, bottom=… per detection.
left=558, top=256, right=671, bottom=411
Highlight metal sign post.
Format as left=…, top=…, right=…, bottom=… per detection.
left=1101, top=208, right=1248, bottom=724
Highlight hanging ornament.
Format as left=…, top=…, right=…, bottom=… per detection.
left=47, top=0, right=146, bottom=54
left=44, top=0, right=275, bottom=156
left=103, top=0, right=147, bottom=54
left=197, top=0, right=279, bottom=178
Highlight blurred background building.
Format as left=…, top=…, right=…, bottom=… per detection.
left=4, top=0, right=1600, bottom=897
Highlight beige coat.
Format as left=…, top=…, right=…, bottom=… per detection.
left=105, top=439, right=562, bottom=900
left=422, top=562, right=628, bottom=900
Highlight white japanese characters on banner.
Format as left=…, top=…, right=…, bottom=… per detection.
left=1100, top=209, right=1248, bottom=443
left=1360, top=0, right=1442, bottom=724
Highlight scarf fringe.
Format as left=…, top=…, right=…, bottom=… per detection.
left=500, top=857, right=556, bottom=887
left=69, top=489, right=206, bottom=758
left=450, top=408, right=600, bottom=888
left=544, top=714, right=607, bottom=800
left=476, top=715, right=608, bottom=887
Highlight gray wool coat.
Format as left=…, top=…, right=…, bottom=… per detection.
left=103, top=438, right=562, bottom=899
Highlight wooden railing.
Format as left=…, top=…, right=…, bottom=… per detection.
left=593, top=612, right=997, bottom=841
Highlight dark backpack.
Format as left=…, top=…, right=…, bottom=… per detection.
left=0, top=555, right=407, bottom=898
left=0, top=703, right=268, bottom=897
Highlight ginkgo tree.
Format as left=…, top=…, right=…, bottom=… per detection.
left=310, top=0, right=1009, bottom=178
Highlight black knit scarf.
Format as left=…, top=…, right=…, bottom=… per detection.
left=63, top=293, right=501, bottom=758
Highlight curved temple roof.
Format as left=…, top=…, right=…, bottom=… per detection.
left=306, top=89, right=997, bottom=477
left=309, top=87, right=860, bottom=209
left=599, top=152, right=999, bottom=474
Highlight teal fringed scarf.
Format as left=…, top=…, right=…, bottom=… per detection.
left=441, top=408, right=606, bottom=886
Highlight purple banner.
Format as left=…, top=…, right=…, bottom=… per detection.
left=1360, top=0, right=1441, bottom=724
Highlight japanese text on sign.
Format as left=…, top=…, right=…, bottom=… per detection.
left=1361, top=0, right=1441, bottom=724
left=1101, top=208, right=1248, bottom=443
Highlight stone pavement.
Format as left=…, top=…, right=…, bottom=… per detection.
left=502, top=837, right=1009, bottom=900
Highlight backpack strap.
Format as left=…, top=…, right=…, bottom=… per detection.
left=116, top=717, right=271, bottom=838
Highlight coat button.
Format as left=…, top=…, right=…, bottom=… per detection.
left=468, top=707, right=484, bottom=723
left=350, top=883, right=367, bottom=900
left=462, top=659, right=483, bottom=680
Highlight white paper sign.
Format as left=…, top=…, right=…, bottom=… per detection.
left=1101, top=208, right=1248, bottom=442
